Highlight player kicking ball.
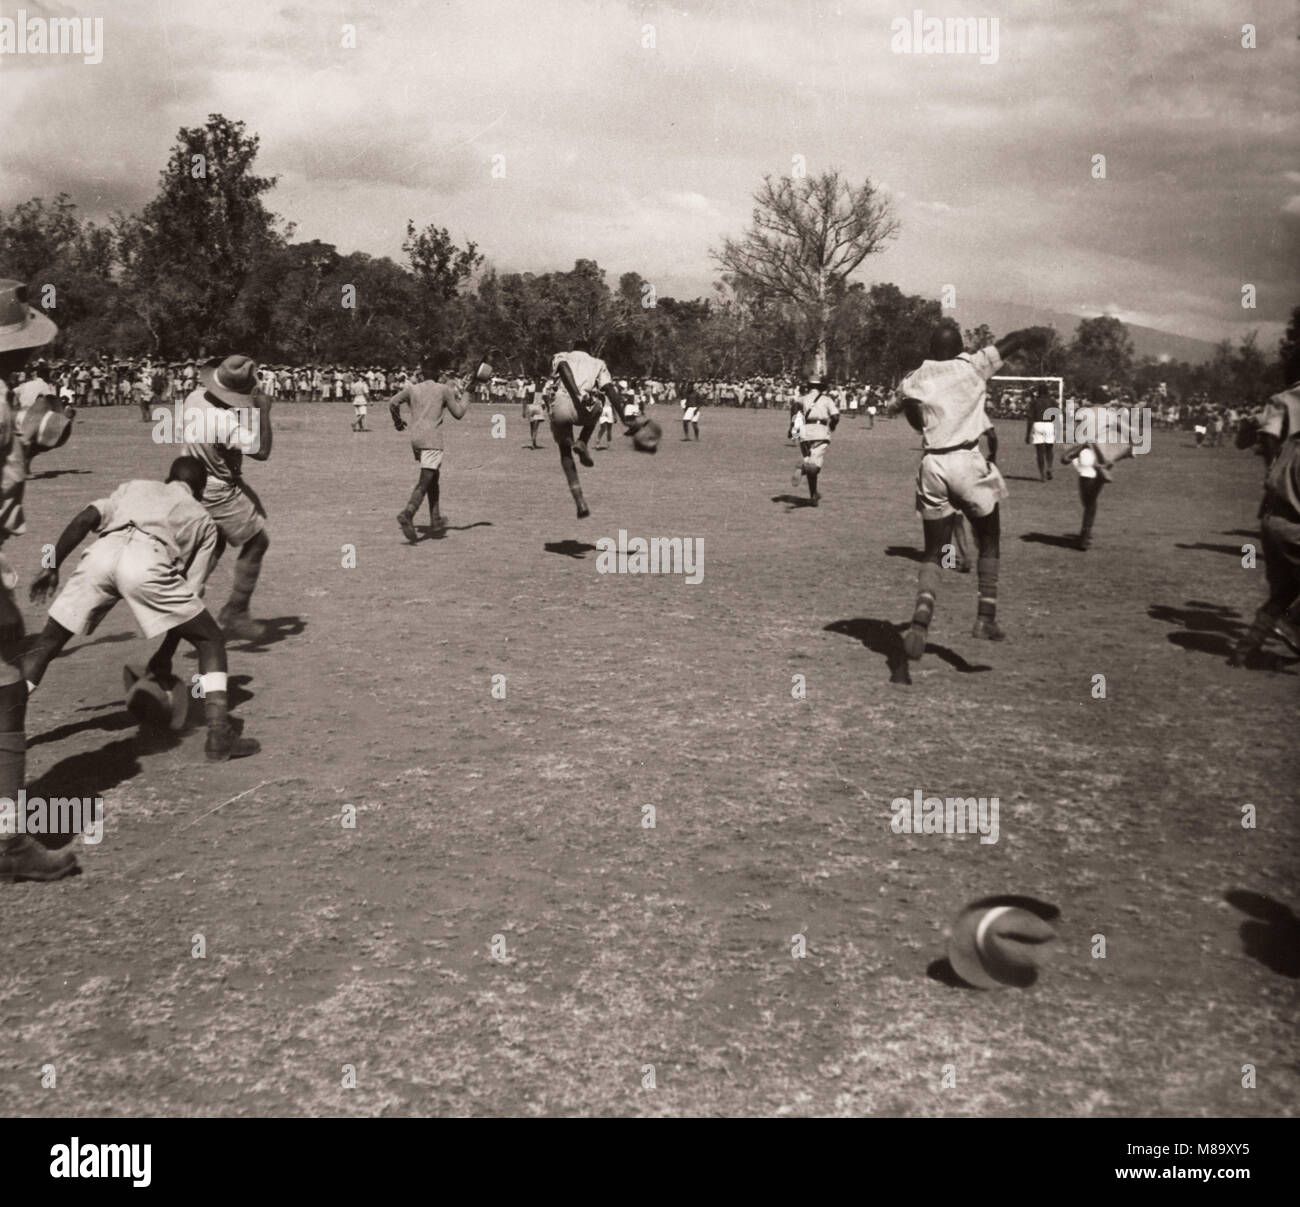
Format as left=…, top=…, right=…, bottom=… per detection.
left=898, top=322, right=1046, bottom=661
left=547, top=339, right=659, bottom=518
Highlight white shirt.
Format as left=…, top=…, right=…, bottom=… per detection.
left=898, top=346, right=1003, bottom=450
left=551, top=350, right=613, bottom=400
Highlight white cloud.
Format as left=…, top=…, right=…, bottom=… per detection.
left=0, top=0, right=1295, bottom=341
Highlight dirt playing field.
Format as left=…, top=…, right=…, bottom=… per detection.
left=2, top=402, right=1296, bottom=1117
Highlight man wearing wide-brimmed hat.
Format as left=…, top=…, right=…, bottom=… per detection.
left=0, top=279, right=79, bottom=882
left=789, top=370, right=839, bottom=506
left=154, top=355, right=275, bottom=652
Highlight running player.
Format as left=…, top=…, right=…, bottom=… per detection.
left=24, top=457, right=259, bottom=761
left=898, top=322, right=1045, bottom=660
left=1059, top=393, right=1137, bottom=550
left=524, top=377, right=547, bottom=449
left=350, top=372, right=370, bottom=432
left=595, top=394, right=616, bottom=449
left=388, top=355, right=470, bottom=542
left=790, top=375, right=839, bottom=505
left=681, top=383, right=701, bottom=441
left=1025, top=384, right=1057, bottom=480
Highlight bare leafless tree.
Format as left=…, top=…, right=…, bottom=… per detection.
left=713, top=170, right=899, bottom=377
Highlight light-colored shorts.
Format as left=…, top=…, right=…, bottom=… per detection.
left=526, top=402, right=546, bottom=422
left=800, top=439, right=829, bottom=471
left=682, top=407, right=700, bottom=422
left=1030, top=420, right=1056, bottom=444
left=49, top=529, right=205, bottom=639
left=203, top=480, right=265, bottom=547
left=352, top=401, right=368, bottom=413
left=549, top=390, right=599, bottom=435
left=415, top=447, right=444, bottom=470
left=915, top=448, right=1008, bottom=520
left=549, top=391, right=578, bottom=428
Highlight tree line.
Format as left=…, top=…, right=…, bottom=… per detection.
left=2, top=114, right=1294, bottom=398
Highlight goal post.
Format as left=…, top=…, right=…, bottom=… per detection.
left=990, top=376, right=1064, bottom=409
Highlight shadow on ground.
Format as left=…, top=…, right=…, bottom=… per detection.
left=222, top=615, right=307, bottom=653
left=825, top=617, right=993, bottom=683
left=1021, top=531, right=1079, bottom=550
left=27, top=730, right=184, bottom=848
left=1174, top=542, right=1246, bottom=556
left=1225, top=891, right=1300, bottom=978
left=544, top=540, right=598, bottom=559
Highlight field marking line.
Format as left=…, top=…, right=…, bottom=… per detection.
left=182, top=777, right=304, bottom=830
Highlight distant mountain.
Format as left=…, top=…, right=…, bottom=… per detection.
left=958, top=298, right=1221, bottom=365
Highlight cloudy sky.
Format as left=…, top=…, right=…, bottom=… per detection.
left=1, top=0, right=1296, bottom=346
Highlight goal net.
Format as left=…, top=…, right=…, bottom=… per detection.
left=989, top=375, right=1063, bottom=416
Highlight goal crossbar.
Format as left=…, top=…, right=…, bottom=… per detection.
left=991, top=376, right=1064, bottom=407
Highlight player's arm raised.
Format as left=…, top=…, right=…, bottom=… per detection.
left=446, top=377, right=471, bottom=420
left=994, top=327, right=1049, bottom=363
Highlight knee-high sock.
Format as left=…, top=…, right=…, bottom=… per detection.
left=225, top=552, right=263, bottom=614
left=559, top=447, right=583, bottom=500
left=912, top=562, right=941, bottom=628
left=976, top=557, right=1000, bottom=620
left=203, top=686, right=232, bottom=734
left=424, top=468, right=440, bottom=519
left=401, top=477, right=427, bottom=519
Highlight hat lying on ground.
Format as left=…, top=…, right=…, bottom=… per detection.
left=947, top=901, right=1059, bottom=989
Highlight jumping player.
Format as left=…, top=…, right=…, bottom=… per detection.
left=546, top=339, right=650, bottom=518
left=25, top=457, right=259, bottom=761
left=898, top=322, right=1045, bottom=660
left=388, top=355, right=470, bottom=542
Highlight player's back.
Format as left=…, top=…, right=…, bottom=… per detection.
left=553, top=349, right=610, bottom=396
left=900, top=348, right=1000, bottom=449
